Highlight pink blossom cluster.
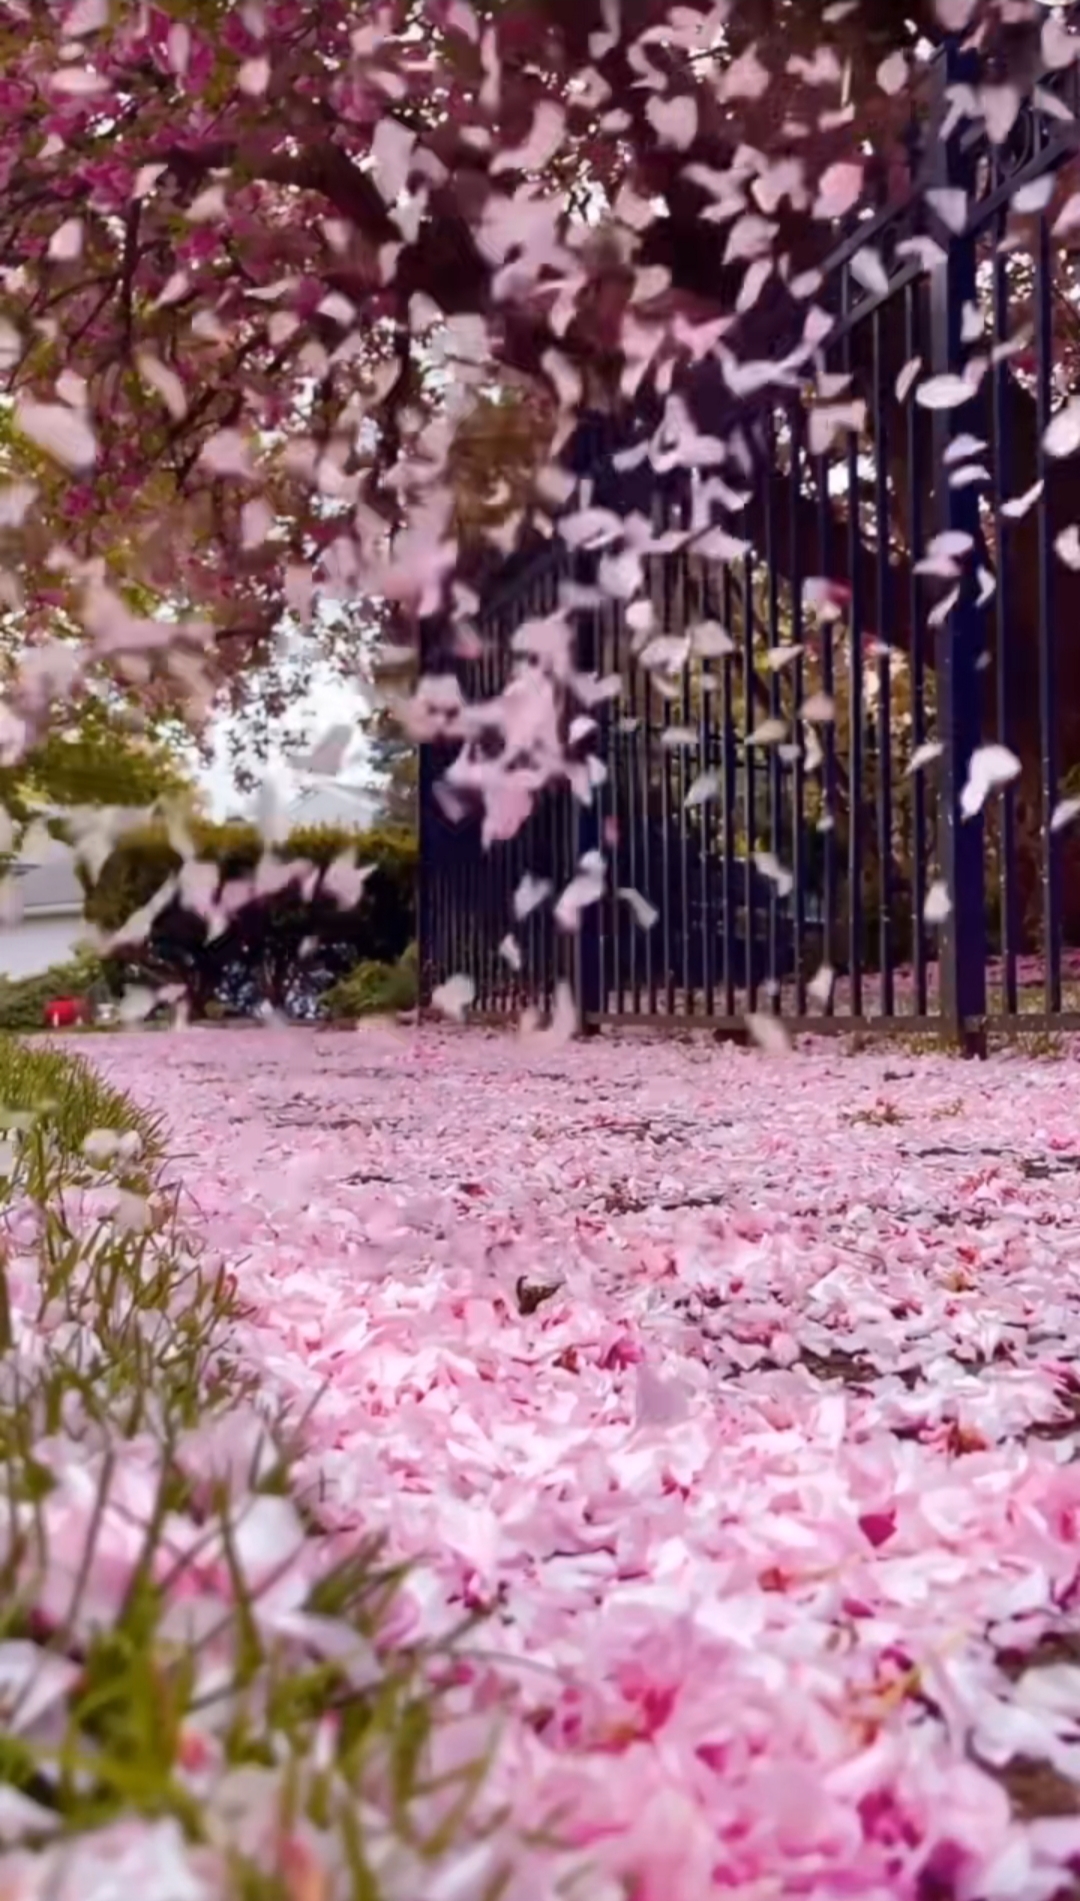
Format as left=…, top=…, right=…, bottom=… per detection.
left=13, top=1024, right=1080, bottom=1900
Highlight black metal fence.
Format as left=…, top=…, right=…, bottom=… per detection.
left=419, top=40, right=1080, bottom=1047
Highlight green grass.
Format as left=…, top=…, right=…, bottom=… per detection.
left=0, top=1035, right=498, bottom=1898
left=323, top=944, right=418, bottom=1021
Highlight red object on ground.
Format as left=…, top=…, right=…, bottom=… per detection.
left=43, top=996, right=86, bottom=1029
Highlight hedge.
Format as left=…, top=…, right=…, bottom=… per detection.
left=79, top=821, right=417, bottom=1018
left=322, top=941, right=419, bottom=1020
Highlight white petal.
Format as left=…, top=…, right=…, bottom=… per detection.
left=136, top=353, right=187, bottom=420
left=49, top=66, right=108, bottom=94
left=925, top=188, right=968, bottom=235
left=48, top=218, right=84, bottom=261
left=0, top=320, right=19, bottom=373
left=432, top=973, right=475, bottom=1021
left=238, top=55, right=270, bottom=95
left=924, top=880, right=951, bottom=924
left=370, top=117, right=416, bottom=202
left=186, top=184, right=227, bottom=222
left=877, top=50, right=908, bottom=96
left=1001, top=479, right=1044, bottom=520
left=747, top=718, right=787, bottom=747
left=754, top=851, right=794, bottom=897
left=685, top=772, right=719, bottom=808
left=960, top=743, right=1021, bottom=819
left=850, top=247, right=889, bottom=298
left=981, top=84, right=1021, bottom=147
left=0, top=482, right=37, bottom=528
left=491, top=102, right=566, bottom=174
left=1055, top=525, right=1080, bottom=570
left=1044, top=399, right=1080, bottom=460
left=513, top=873, right=551, bottom=920
left=935, top=0, right=977, bottom=24
left=1053, top=193, right=1080, bottom=239
left=618, top=887, right=658, bottom=930
left=808, top=964, right=835, bottom=1007
left=814, top=161, right=863, bottom=219
left=907, top=741, right=944, bottom=775
left=199, top=429, right=254, bottom=477
left=645, top=94, right=698, bottom=150
left=746, top=1012, right=792, bottom=1054
left=1051, top=797, right=1080, bottom=834
left=690, top=620, right=735, bottom=658
left=14, top=399, right=96, bottom=470
left=915, top=374, right=976, bottom=412
left=1012, top=175, right=1054, bottom=217
left=895, top=356, right=922, bottom=403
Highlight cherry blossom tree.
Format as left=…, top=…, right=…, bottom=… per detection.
left=0, top=0, right=1074, bottom=904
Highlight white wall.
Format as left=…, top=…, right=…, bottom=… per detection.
left=0, top=916, right=86, bottom=981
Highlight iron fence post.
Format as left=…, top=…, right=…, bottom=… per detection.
left=415, top=612, right=452, bottom=1012
left=573, top=585, right=604, bottom=1029
left=928, top=41, right=988, bottom=1053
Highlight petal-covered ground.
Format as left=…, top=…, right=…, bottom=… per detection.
left=82, top=1026, right=1080, bottom=1898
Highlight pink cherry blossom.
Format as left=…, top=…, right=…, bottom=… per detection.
left=33, top=1023, right=1080, bottom=1897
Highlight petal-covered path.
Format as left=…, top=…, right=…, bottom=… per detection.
left=86, top=1027, right=1080, bottom=1898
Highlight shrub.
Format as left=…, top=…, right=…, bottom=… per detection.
left=323, top=942, right=419, bottom=1020
left=82, top=822, right=417, bottom=1017
left=0, top=950, right=107, bottom=1033
left=0, top=1035, right=493, bottom=1896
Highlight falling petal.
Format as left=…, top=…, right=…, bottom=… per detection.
left=1053, top=193, right=1080, bottom=238
left=618, top=887, right=658, bottom=930
left=684, top=772, right=719, bottom=808
left=1045, top=399, right=1080, bottom=460
left=808, top=963, right=835, bottom=1008
left=136, top=353, right=187, bottom=421
left=691, top=621, right=735, bottom=658
left=814, top=161, right=863, bottom=220
left=924, top=880, right=952, bottom=924
left=14, top=399, right=96, bottom=470
left=960, top=744, right=1021, bottom=820
left=746, top=1013, right=792, bottom=1054
left=981, top=84, right=1021, bottom=147
left=186, top=184, right=227, bottom=222
left=645, top=94, right=698, bottom=150
left=850, top=247, right=889, bottom=298
left=754, top=851, right=794, bottom=898
left=432, top=973, right=475, bottom=1021
left=747, top=719, right=787, bottom=747
left=876, top=50, right=908, bottom=95
left=199, top=430, right=254, bottom=477
left=1012, top=175, right=1055, bottom=217
left=925, top=188, right=968, bottom=234
left=915, top=374, right=976, bottom=412
left=908, top=741, right=944, bottom=775
left=491, top=102, right=566, bottom=173
left=1001, top=480, right=1044, bottom=520
left=895, top=357, right=922, bottom=403
left=513, top=874, right=551, bottom=921
left=238, top=55, right=270, bottom=94
left=48, top=218, right=84, bottom=261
